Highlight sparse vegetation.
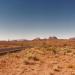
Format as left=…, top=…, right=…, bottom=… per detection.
left=67, top=64, right=75, bottom=69
left=0, top=39, right=75, bottom=75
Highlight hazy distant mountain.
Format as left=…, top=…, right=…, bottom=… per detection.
left=69, top=37, right=75, bottom=40
left=48, top=36, right=58, bottom=39
left=11, top=39, right=29, bottom=42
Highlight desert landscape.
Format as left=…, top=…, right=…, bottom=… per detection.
left=0, top=38, right=75, bottom=75
left=0, top=0, right=75, bottom=75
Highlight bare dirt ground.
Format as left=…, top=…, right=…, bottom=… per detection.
left=0, top=46, right=75, bottom=75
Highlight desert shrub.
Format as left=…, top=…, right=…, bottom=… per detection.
left=41, top=46, right=58, bottom=54
left=53, top=65, right=61, bottom=72
left=0, top=52, right=7, bottom=56
left=28, top=55, right=39, bottom=61
left=54, top=68, right=60, bottom=72
left=66, top=49, right=72, bottom=53
left=24, top=60, right=35, bottom=65
left=24, top=55, right=39, bottom=65
left=32, top=56, right=39, bottom=61
left=68, top=64, right=74, bottom=68
left=63, top=44, right=67, bottom=47
left=52, top=49, right=57, bottom=54
left=50, top=72, right=54, bottom=75
left=50, top=47, right=58, bottom=54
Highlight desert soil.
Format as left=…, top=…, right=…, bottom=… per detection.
left=0, top=47, right=75, bottom=75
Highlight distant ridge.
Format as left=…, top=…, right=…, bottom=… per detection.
left=69, top=37, right=75, bottom=40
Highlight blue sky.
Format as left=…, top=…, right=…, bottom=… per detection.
left=0, top=0, right=75, bottom=40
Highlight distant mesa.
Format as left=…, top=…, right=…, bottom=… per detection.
left=11, top=39, right=29, bottom=42
left=69, top=37, right=75, bottom=40
left=32, top=37, right=41, bottom=41
left=48, top=36, right=58, bottom=39
left=32, top=36, right=58, bottom=41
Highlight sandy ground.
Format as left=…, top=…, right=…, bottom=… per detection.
left=0, top=47, right=75, bottom=75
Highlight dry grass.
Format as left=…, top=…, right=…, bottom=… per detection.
left=0, top=39, right=75, bottom=75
